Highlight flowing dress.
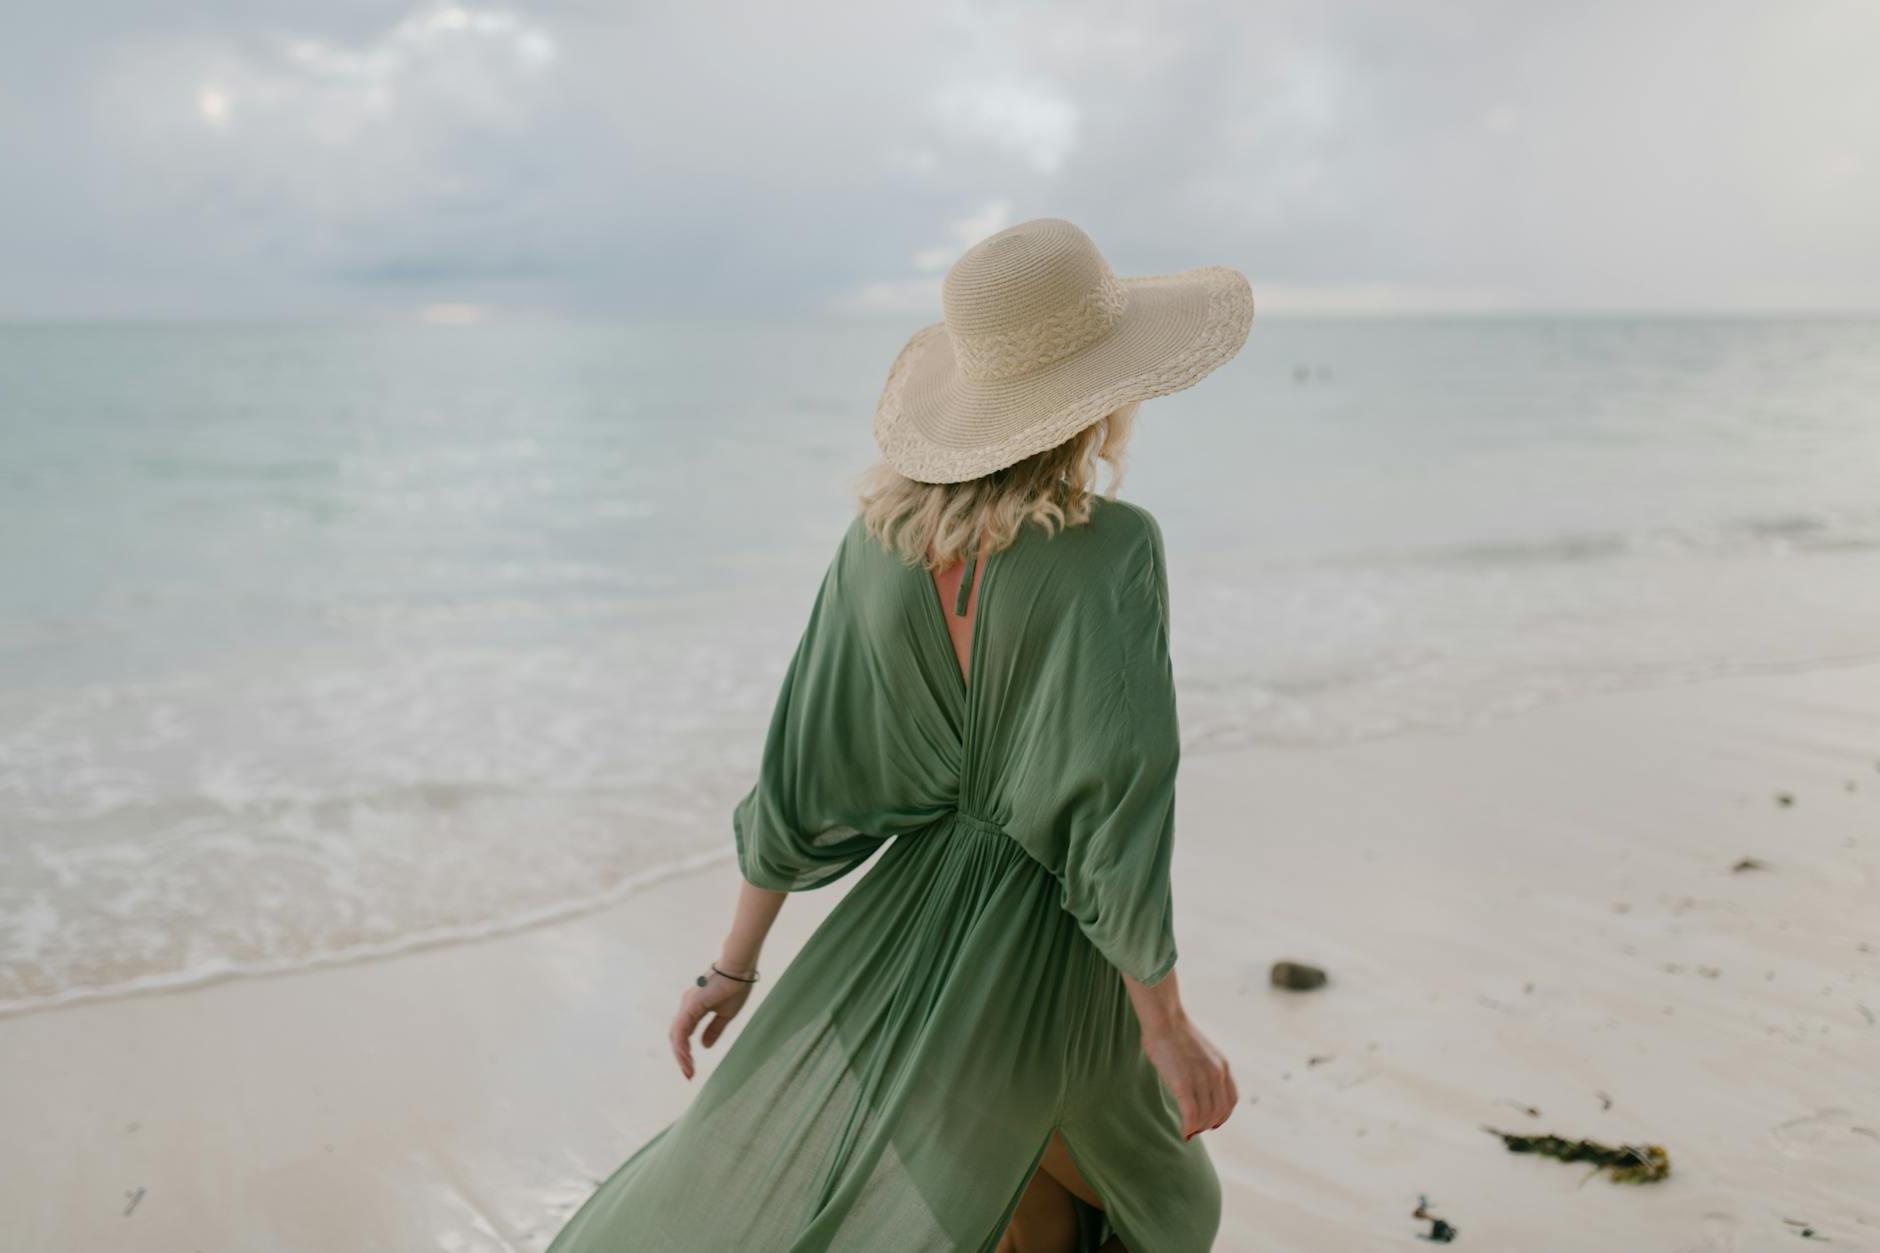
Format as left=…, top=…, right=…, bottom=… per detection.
left=547, top=496, right=1218, bottom=1252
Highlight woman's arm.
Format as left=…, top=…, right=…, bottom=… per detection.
left=668, top=880, right=787, bottom=1079
left=1123, top=968, right=1238, bottom=1139
left=718, top=880, right=786, bottom=976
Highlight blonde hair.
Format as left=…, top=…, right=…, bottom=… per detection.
left=858, top=402, right=1140, bottom=571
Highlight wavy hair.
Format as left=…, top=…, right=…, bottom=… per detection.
left=857, top=402, right=1140, bottom=571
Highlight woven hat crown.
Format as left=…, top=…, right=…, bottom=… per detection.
left=941, top=219, right=1127, bottom=384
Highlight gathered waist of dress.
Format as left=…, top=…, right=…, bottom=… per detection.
left=940, top=810, right=1011, bottom=842
left=926, top=810, right=1043, bottom=874
left=912, top=810, right=1059, bottom=905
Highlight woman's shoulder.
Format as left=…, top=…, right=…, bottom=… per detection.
left=1087, top=494, right=1163, bottom=546
left=1058, top=495, right=1165, bottom=573
left=988, top=495, right=1167, bottom=618
left=831, top=512, right=926, bottom=608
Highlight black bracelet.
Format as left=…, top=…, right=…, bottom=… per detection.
left=697, top=962, right=759, bottom=987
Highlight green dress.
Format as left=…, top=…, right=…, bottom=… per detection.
left=548, top=496, right=1218, bottom=1252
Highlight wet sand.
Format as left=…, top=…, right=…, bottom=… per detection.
left=4, top=663, right=1877, bottom=1251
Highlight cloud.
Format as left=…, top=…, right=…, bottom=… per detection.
left=63, top=2, right=566, bottom=306
left=932, top=78, right=1079, bottom=175
left=272, top=2, right=558, bottom=142
left=829, top=277, right=944, bottom=316
left=5, top=0, right=1880, bottom=315
left=832, top=199, right=1015, bottom=314
left=1251, top=281, right=1520, bottom=316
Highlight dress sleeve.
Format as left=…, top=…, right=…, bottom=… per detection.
left=731, top=531, right=896, bottom=891
left=1056, top=512, right=1181, bottom=985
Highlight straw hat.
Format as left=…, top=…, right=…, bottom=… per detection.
left=873, top=218, right=1254, bottom=484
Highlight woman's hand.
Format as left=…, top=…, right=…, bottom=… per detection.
left=669, top=882, right=786, bottom=1079
left=1121, top=968, right=1238, bottom=1139
left=668, top=970, right=754, bottom=1080
left=1139, top=1013, right=1238, bottom=1139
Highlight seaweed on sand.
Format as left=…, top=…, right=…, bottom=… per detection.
left=1482, top=1127, right=1671, bottom=1183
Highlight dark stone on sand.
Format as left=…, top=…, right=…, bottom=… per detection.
left=1732, top=856, right=1769, bottom=872
left=1270, top=960, right=1328, bottom=991
left=1776, top=793, right=1795, bottom=807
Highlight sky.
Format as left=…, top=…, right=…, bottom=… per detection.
left=1, top=0, right=1876, bottom=318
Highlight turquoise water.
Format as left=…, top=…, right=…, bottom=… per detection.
left=4, top=315, right=1879, bottom=1009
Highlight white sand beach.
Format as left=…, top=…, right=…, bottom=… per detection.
left=5, top=660, right=1877, bottom=1251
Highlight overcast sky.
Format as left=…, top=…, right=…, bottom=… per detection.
left=2, top=0, right=1876, bottom=317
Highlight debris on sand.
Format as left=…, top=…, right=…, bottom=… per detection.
left=1412, top=1195, right=1458, bottom=1243
left=123, top=1187, right=145, bottom=1217
left=1269, top=961, right=1328, bottom=991
left=1482, top=1127, right=1670, bottom=1183
left=1783, top=1217, right=1831, bottom=1240
left=1595, top=1090, right=1613, bottom=1111
left=1776, top=793, right=1795, bottom=807
left=1732, top=856, right=1770, bottom=872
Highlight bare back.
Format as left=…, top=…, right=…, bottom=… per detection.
left=929, top=543, right=988, bottom=684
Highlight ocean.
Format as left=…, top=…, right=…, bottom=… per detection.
left=4, top=315, right=1879, bottom=1012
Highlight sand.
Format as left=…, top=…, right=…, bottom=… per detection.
left=4, top=662, right=1878, bottom=1251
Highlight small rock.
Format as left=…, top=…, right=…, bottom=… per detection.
left=1776, top=793, right=1795, bottom=807
left=1270, top=960, right=1328, bottom=991
left=1732, top=856, right=1769, bottom=872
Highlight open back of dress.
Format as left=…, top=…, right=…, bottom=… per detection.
left=548, top=496, right=1219, bottom=1252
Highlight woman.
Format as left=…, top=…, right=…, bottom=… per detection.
left=549, top=218, right=1254, bottom=1252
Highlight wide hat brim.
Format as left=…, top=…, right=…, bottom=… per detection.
left=874, top=265, right=1254, bottom=484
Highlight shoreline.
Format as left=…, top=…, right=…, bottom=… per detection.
left=6, top=662, right=1879, bottom=1250
left=0, top=848, right=737, bottom=1023
left=17, top=642, right=1880, bottom=1024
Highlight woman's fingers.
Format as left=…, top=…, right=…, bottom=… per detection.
left=668, top=1018, right=691, bottom=1079
left=667, top=1024, right=690, bottom=1079
left=701, top=1013, right=727, bottom=1048
left=1204, top=1067, right=1228, bottom=1132
left=669, top=996, right=703, bottom=1080
left=1189, top=1058, right=1237, bottom=1135
left=1207, top=1060, right=1235, bottom=1130
left=1175, top=1084, right=1202, bottom=1139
